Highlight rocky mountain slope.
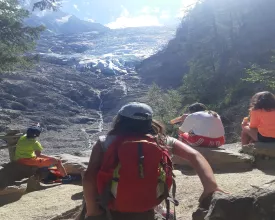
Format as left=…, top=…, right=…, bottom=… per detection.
left=0, top=26, right=175, bottom=163
left=136, top=0, right=275, bottom=143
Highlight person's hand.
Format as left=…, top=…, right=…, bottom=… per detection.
left=241, top=122, right=249, bottom=128
left=199, top=187, right=229, bottom=204
left=241, top=117, right=250, bottom=129
left=181, top=114, right=188, bottom=122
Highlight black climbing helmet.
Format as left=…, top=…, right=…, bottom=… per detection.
left=26, top=126, right=42, bottom=138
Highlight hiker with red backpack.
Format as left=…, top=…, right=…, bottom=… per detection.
left=82, top=102, right=222, bottom=220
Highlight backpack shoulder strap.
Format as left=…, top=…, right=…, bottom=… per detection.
left=100, top=135, right=127, bottom=170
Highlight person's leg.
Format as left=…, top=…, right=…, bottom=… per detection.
left=37, top=155, right=67, bottom=177
left=178, top=132, right=197, bottom=146
left=55, top=159, right=67, bottom=177
left=241, top=131, right=250, bottom=145
left=241, top=126, right=258, bottom=145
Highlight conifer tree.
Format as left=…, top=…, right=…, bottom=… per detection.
left=0, top=0, right=46, bottom=71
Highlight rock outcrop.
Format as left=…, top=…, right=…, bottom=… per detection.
left=0, top=162, right=38, bottom=190
left=193, top=181, right=275, bottom=220
left=58, top=154, right=89, bottom=175
left=0, top=163, right=44, bottom=207
left=0, top=154, right=86, bottom=208
left=242, top=142, right=275, bottom=170
left=173, top=144, right=254, bottom=172
left=242, top=142, right=275, bottom=157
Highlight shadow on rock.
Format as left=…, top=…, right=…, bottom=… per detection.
left=0, top=162, right=61, bottom=207
left=0, top=162, right=38, bottom=189
left=0, top=191, right=24, bottom=207
left=71, top=191, right=83, bottom=200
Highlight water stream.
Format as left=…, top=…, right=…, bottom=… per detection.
left=115, top=76, right=128, bottom=96
left=96, top=90, right=104, bottom=133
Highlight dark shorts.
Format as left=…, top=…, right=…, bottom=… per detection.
left=258, top=133, right=275, bottom=142
left=111, top=210, right=155, bottom=220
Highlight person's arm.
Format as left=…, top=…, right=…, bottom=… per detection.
left=172, top=140, right=222, bottom=201
left=180, top=114, right=188, bottom=122
left=35, top=150, right=42, bottom=157
left=170, top=114, right=189, bottom=125
left=34, top=141, right=43, bottom=157
left=83, top=141, right=104, bottom=217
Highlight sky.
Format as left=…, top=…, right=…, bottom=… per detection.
left=59, top=0, right=198, bottom=28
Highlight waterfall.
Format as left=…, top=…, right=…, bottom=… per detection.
left=115, top=76, right=128, bottom=96
left=96, top=90, right=104, bottom=132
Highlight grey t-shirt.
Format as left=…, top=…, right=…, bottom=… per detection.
left=98, top=135, right=177, bottom=154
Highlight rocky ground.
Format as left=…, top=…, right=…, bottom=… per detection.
left=176, top=169, right=275, bottom=220
left=0, top=169, right=274, bottom=220
left=0, top=184, right=83, bottom=220
left=0, top=144, right=275, bottom=220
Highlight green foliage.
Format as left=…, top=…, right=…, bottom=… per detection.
left=169, top=0, right=275, bottom=108
left=0, top=0, right=44, bottom=72
left=147, top=84, right=182, bottom=136
left=31, top=0, right=62, bottom=11
left=148, top=0, right=275, bottom=142
left=245, top=64, right=275, bottom=89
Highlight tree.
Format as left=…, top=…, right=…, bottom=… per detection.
left=147, top=84, right=182, bottom=136
left=141, top=0, right=275, bottom=142
left=0, top=0, right=45, bottom=72
left=28, top=0, right=62, bottom=11
left=245, top=62, right=275, bottom=89
left=173, top=0, right=275, bottom=104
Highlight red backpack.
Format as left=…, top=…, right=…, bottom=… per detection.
left=97, top=135, right=177, bottom=216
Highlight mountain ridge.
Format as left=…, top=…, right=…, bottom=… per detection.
left=25, top=11, right=109, bottom=35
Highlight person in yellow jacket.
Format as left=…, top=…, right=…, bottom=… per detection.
left=15, top=125, right=67, bottom=177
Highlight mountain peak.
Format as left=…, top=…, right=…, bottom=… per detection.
left=25, top=11, right=109, bottom=35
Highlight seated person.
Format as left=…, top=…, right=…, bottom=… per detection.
left=242, top=91, right=275, bottom=145
left=174, top=103, right=225, bottom=147
left=15, top=125, right=67, bottom=177
left=170, top=103, right=207, bottom=124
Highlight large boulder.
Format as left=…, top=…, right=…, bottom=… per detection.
left=173, top=144, right=253, bottom=172
left=193, top=181, right=275, bottom=220
left=242, top=142, right=275, bottom=157
left=0, top=153, right=88, bottom=207
left=242, top=142, right=275, bottom=170
left=0, top=162, right=38, bottom=189
left=58, top=154, right=89, bottom=175
left=0, top=164, right=44, bottom=207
